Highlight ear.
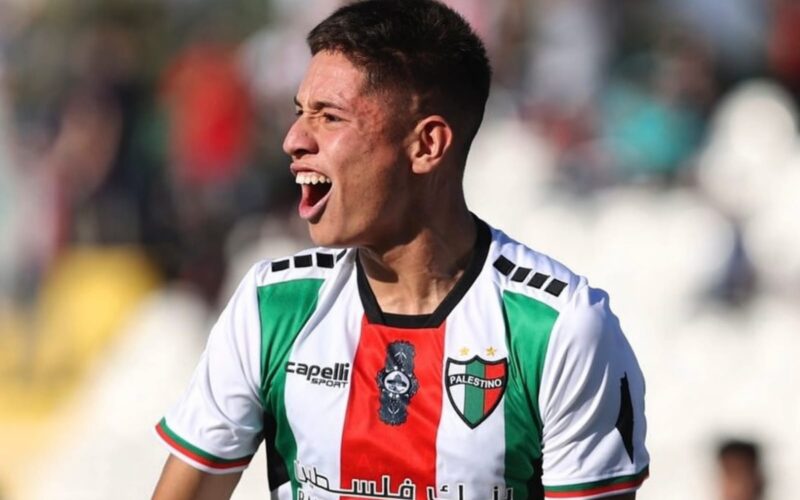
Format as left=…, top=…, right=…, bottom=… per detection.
left=407, top=115, right=453, bottom=174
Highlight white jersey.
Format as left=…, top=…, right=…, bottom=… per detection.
left=157, top=219, right=649, bottom=499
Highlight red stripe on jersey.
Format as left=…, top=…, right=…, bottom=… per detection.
left=483, top=361, right=505, bottom=415
left=545, top=479, right=643, bottom=498
left=545, top=469, right=649, bottom=498
left=339, top=316, right=445, bottom=499
left=155, top=423, right=251, bottom=469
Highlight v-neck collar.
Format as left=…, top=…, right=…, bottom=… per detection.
left=356, top=216, right=491, bottom=329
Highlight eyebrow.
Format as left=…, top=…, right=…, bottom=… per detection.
left=293, top=96, right=347, bottom=112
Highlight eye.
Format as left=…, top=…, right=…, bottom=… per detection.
left=294, top=107, right=303, bottom=117
left=322, top=113, right=342, bottom=123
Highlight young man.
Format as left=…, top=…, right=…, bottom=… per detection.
left=716, top=440, right=765, bottom=500
left=152, top=1, right=649, bottom=499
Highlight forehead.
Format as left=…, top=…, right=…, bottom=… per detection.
left=297, top=51, right=369, bottom=106
left=297, top=51, right=411, bottom=118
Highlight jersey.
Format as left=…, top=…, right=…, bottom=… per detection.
left=156, top=219, right=649, bottom=500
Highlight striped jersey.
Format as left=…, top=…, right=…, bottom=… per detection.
left=156, top=220, right=649, bottom=499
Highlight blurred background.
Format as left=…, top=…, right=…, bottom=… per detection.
left=0, top=0, right=797, bottom=498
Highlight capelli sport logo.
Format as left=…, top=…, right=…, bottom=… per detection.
left=286, top=361, right=350, bottom=388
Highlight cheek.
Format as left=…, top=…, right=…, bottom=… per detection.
left=323, top=125, right=408, bottom=215
left=332, top=137, right=401, bottom=187
left=326, top=133, right=377, bottom=182
left=325, top=133, right=356, bottom=163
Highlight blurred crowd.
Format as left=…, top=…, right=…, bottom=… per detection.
left=0, top=0, right=799, bottom=499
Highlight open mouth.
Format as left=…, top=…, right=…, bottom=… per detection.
left=296, top=171, right=333, bottom=220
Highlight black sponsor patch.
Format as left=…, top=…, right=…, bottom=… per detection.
left=376, top=341, right=419, bottom=425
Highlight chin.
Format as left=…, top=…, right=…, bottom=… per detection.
left=307, top=224, right=349, bottom=249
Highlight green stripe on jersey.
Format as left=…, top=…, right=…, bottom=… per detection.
left=501, top=291, right=559, bottom=499
left=544, top=466, right=649, bottom=496
left=158, top=418, right=252, bottom=465
left=464, top=360, right=486, bottom=424
left=258, top=278, right=324, bottom=500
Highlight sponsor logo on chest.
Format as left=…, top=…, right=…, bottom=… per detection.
left=286, top=361, right=350, bottom=388
left=376, top=340, right=419, bottom=426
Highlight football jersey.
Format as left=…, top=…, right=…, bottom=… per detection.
left=156, top=219, right=649, bottom=500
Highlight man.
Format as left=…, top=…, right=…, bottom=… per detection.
left=152, top=1, right=649, bottom=499
left=716, top=439, right=765, bottom=500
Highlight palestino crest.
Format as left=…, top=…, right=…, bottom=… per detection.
left=445, top=356, right=508, bottom=429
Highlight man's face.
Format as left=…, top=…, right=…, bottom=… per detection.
left=283, top=50, right=415, bottom=248
left=718, top=454, right=762, bottom=500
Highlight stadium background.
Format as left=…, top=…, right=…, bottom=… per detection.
left=0, top=0, right=798, bottom=498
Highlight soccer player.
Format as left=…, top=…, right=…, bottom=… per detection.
left=152, top=1, right=649, bottom=499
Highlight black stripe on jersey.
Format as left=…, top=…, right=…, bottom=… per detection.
left=527, top=272, right=548, bottom=289
left=544, top=278, right=567, bottom=297
left=263, top=412, right=290, bottom=489
left=294, top=255, right=313, bottom=268
left=616, top=373, right=636, bottom=463
left=495, top=255, right=569, bottom=299
left=336, top=249, right=347, bottom=262
left=511, top=267, right=531, bottom=282
left=493, top=255, right=515, bottom=276
left=529, top=458, right=545, bottom=500
left=316, top=252, right=335, bottom=268
left=271, top=259, right=290, bottom=272
left=273, top=253, right=339, bottom=273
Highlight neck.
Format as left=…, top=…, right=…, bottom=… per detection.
left=358, top=207, right=477, bottom=316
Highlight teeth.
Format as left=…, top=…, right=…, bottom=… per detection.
left=295, top=172, right=332, bottom=185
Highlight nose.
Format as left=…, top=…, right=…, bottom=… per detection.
left=282, top=117, right=317, bottom=159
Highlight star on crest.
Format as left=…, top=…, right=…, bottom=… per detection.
left=485, top=346, right=497, bottom=357
left=458, top=346, right=470, bottom=356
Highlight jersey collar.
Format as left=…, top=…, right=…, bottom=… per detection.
left=356, top=216, right=491, bottom=329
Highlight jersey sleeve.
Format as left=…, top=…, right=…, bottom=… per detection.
left=155, top=263, right=265, bottom=474
left=538, top=285, right=649, bottom=499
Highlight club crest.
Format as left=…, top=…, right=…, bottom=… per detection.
left=376, top=341, right=419, bottom=425
left=445, top=356, right=508, bottom=428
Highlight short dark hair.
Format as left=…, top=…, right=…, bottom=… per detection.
left=717, top=439, right=760, bottom=464
left=307, top=0, right=491, bottom=149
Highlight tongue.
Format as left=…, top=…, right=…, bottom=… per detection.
left=299, top=183, right=331, bottom=220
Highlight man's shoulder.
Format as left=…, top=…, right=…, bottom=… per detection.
left=487, top=224, right=591, bottom=313
left=488, top=225, right=630, bottom=367
left=247, top=247, right=354, bottom=288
